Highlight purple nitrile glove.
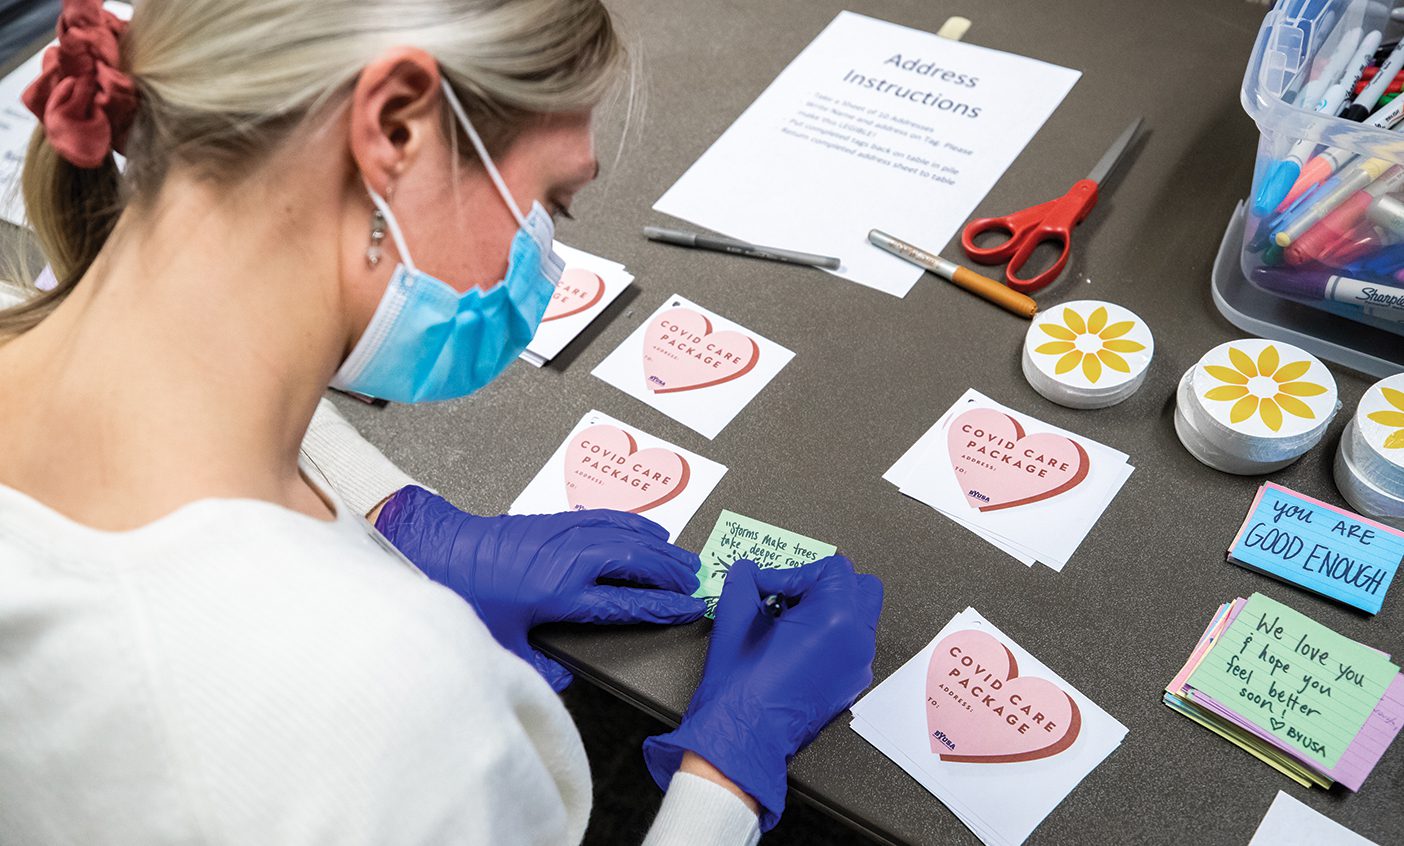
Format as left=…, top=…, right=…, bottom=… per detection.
left=375, top=485, right=706, bottom=691
left=642, top=555, right=883, bottom=831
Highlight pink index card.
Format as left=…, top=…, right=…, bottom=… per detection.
left=1168, top=599, right=1244, bottom=695
left=1191, top=673, right=1404, bottom=791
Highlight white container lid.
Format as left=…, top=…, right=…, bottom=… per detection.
left=1022, top=301, right=1153, bottom=409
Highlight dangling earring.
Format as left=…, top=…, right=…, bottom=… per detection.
left=366, top=181, right=393, bottom=268
left=366, top=208, right=387, bottom=268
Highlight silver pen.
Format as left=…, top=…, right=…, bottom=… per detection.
left=643, top=226, right=841, bottom=270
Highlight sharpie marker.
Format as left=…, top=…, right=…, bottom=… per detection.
left=1342, top=39, right=1404, bottom=121
left=1345, top=241, right=1404, bottom=279
left=1280, top=164, right=1404, bottom=258
left=1297, top=26, right=1364, bottom=113
left=1366, top=193, right=1404, bottom=234
left=866, top=229, right=1038, bottom=318
left=1255, top=30, right=1379, bottom=216
left=1253, top=267, right=1404, bottom=322
left=1279, top=94, right=1404, bottom=211
left=1276, top=159, right=1396, bottom=247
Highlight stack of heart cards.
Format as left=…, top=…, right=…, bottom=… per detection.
left=592, top=294, right=794, bottom=438
left=1164, top=592, right=1404, bottom=790
left=884, top=389, right=1133, bottom=570
left=851, top=608, right=1127, bottom=846
left=509, top=409, right=726, bottom=541
left=520, top=243, right=634, bottom=367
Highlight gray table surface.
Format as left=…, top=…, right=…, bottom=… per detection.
left=7, top=0, right=1400, bottom=843
left=335, top=2, right=1403, bottom=843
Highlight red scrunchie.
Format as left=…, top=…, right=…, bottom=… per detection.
left=21, top=0, right=137, bottom=169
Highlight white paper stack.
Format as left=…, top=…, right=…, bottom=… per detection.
left=884, top=389, right=1133, bottom=571
left=850, top=608, right=1127, bottom=846
left=520, top=243, right=633, bottom=367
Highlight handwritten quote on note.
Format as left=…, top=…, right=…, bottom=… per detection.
left=694, top=510, right=837, bottom=617
left=1187, top=593, right=1399, bottom=769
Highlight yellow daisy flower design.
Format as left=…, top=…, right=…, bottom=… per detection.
left=1201, top=344, right=1327, bottom=432
left=1366, top=387, right=1404, bottom=450
left=1033, top=306, right=1146, bottom=384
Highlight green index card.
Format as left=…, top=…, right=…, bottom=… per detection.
left=1186, top=592, right=1399, bottom=769
left=694, top=510, right=837, bottom=618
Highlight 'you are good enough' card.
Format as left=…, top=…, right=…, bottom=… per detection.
left=508, top=409, right=727, bottom=542
left=592, top=294, right=794, bottom=438
left=851, top=608, right=1127, bottom=846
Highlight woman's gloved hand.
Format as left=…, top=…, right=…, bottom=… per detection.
left=375, top=485, right=706, bottom=691
left=642, top=556, right=883, bottom=831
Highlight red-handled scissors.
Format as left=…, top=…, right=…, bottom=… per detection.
left=960, top=118, right=1142, bottom=293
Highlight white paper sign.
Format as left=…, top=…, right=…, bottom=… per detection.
left=591, top=294, right=793, bottom=438
left=509, top=409, right=726, bottom=542
left=654, top=11, right=1080, bottom=297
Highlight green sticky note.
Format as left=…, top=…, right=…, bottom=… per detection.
left=695, top=510, right=837, bottom=618
left=1186, top=593, right=1399, bottom=769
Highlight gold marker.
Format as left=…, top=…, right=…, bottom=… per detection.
left=868, top=229, right=1038, bottom=319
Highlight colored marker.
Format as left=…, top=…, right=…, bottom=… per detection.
left=1255, top=29, right=1378, bottom=216
left=1262, top=242, right=1286, bottom=267
left=1367, top=193, right=1404, bottom=234
left=1253, top=179, right=1327, bottom=253
left=1276, top=159, right=1395, bottom=247
left=867, top=229, right=1038, bottom=318
left=1279, top=94, right=1404, bottom=211
left=1318, top=221, right=1385, bottom=268
left=1346, top=241, right=1404, bottom=279
left=1352, top=65, right=1404, bottom=96
left=1342, top=39, right=1404, bottom=121
left=1298, top=26, right=1365, bottom=113
left=1281, top=165, right=1404, bottom=259
left=1253, top=266, right=1404, bottom=321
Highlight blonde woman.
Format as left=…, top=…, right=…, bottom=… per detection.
left=0, top=1, right=883, bottom=843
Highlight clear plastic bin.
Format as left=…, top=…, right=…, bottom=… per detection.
left=1239, top=0, right=1404, bottom=342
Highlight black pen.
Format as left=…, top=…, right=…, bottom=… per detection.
left=762, top=593, right=788, bottom=618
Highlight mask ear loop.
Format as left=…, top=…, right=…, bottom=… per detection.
left=364, top=182, right=417, bottom=274
left=440, top=77, right=528, bottom=228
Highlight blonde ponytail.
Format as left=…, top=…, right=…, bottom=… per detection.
left=0, top=0, right=626, bottom=341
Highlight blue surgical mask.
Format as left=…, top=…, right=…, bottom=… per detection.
left=331, top=79, right=564, bottom=403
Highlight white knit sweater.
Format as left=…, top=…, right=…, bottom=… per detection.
left=0, top=397, right=760, bottom=845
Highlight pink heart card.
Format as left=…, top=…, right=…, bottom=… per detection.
left=508, top=409, right=728, bottom=542
left=946, top=408, right=1090, bottom=512
left=593, top=294, right=794, bottom=439
left=542, top=267, right=606, bottom=322
left=564, top=424, right=692, bottom=513
left=850, top=608, right=1127, bottom=846
left=642, top=307, right=760, bottom=393
left=925, top=628, right=1081, bottom=763
left=522, top=243, right=634, bottom=366
left=885, top=389, right=1133, bottom=571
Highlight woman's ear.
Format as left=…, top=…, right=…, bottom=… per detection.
left=348, top=48, right=443, bottom=195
